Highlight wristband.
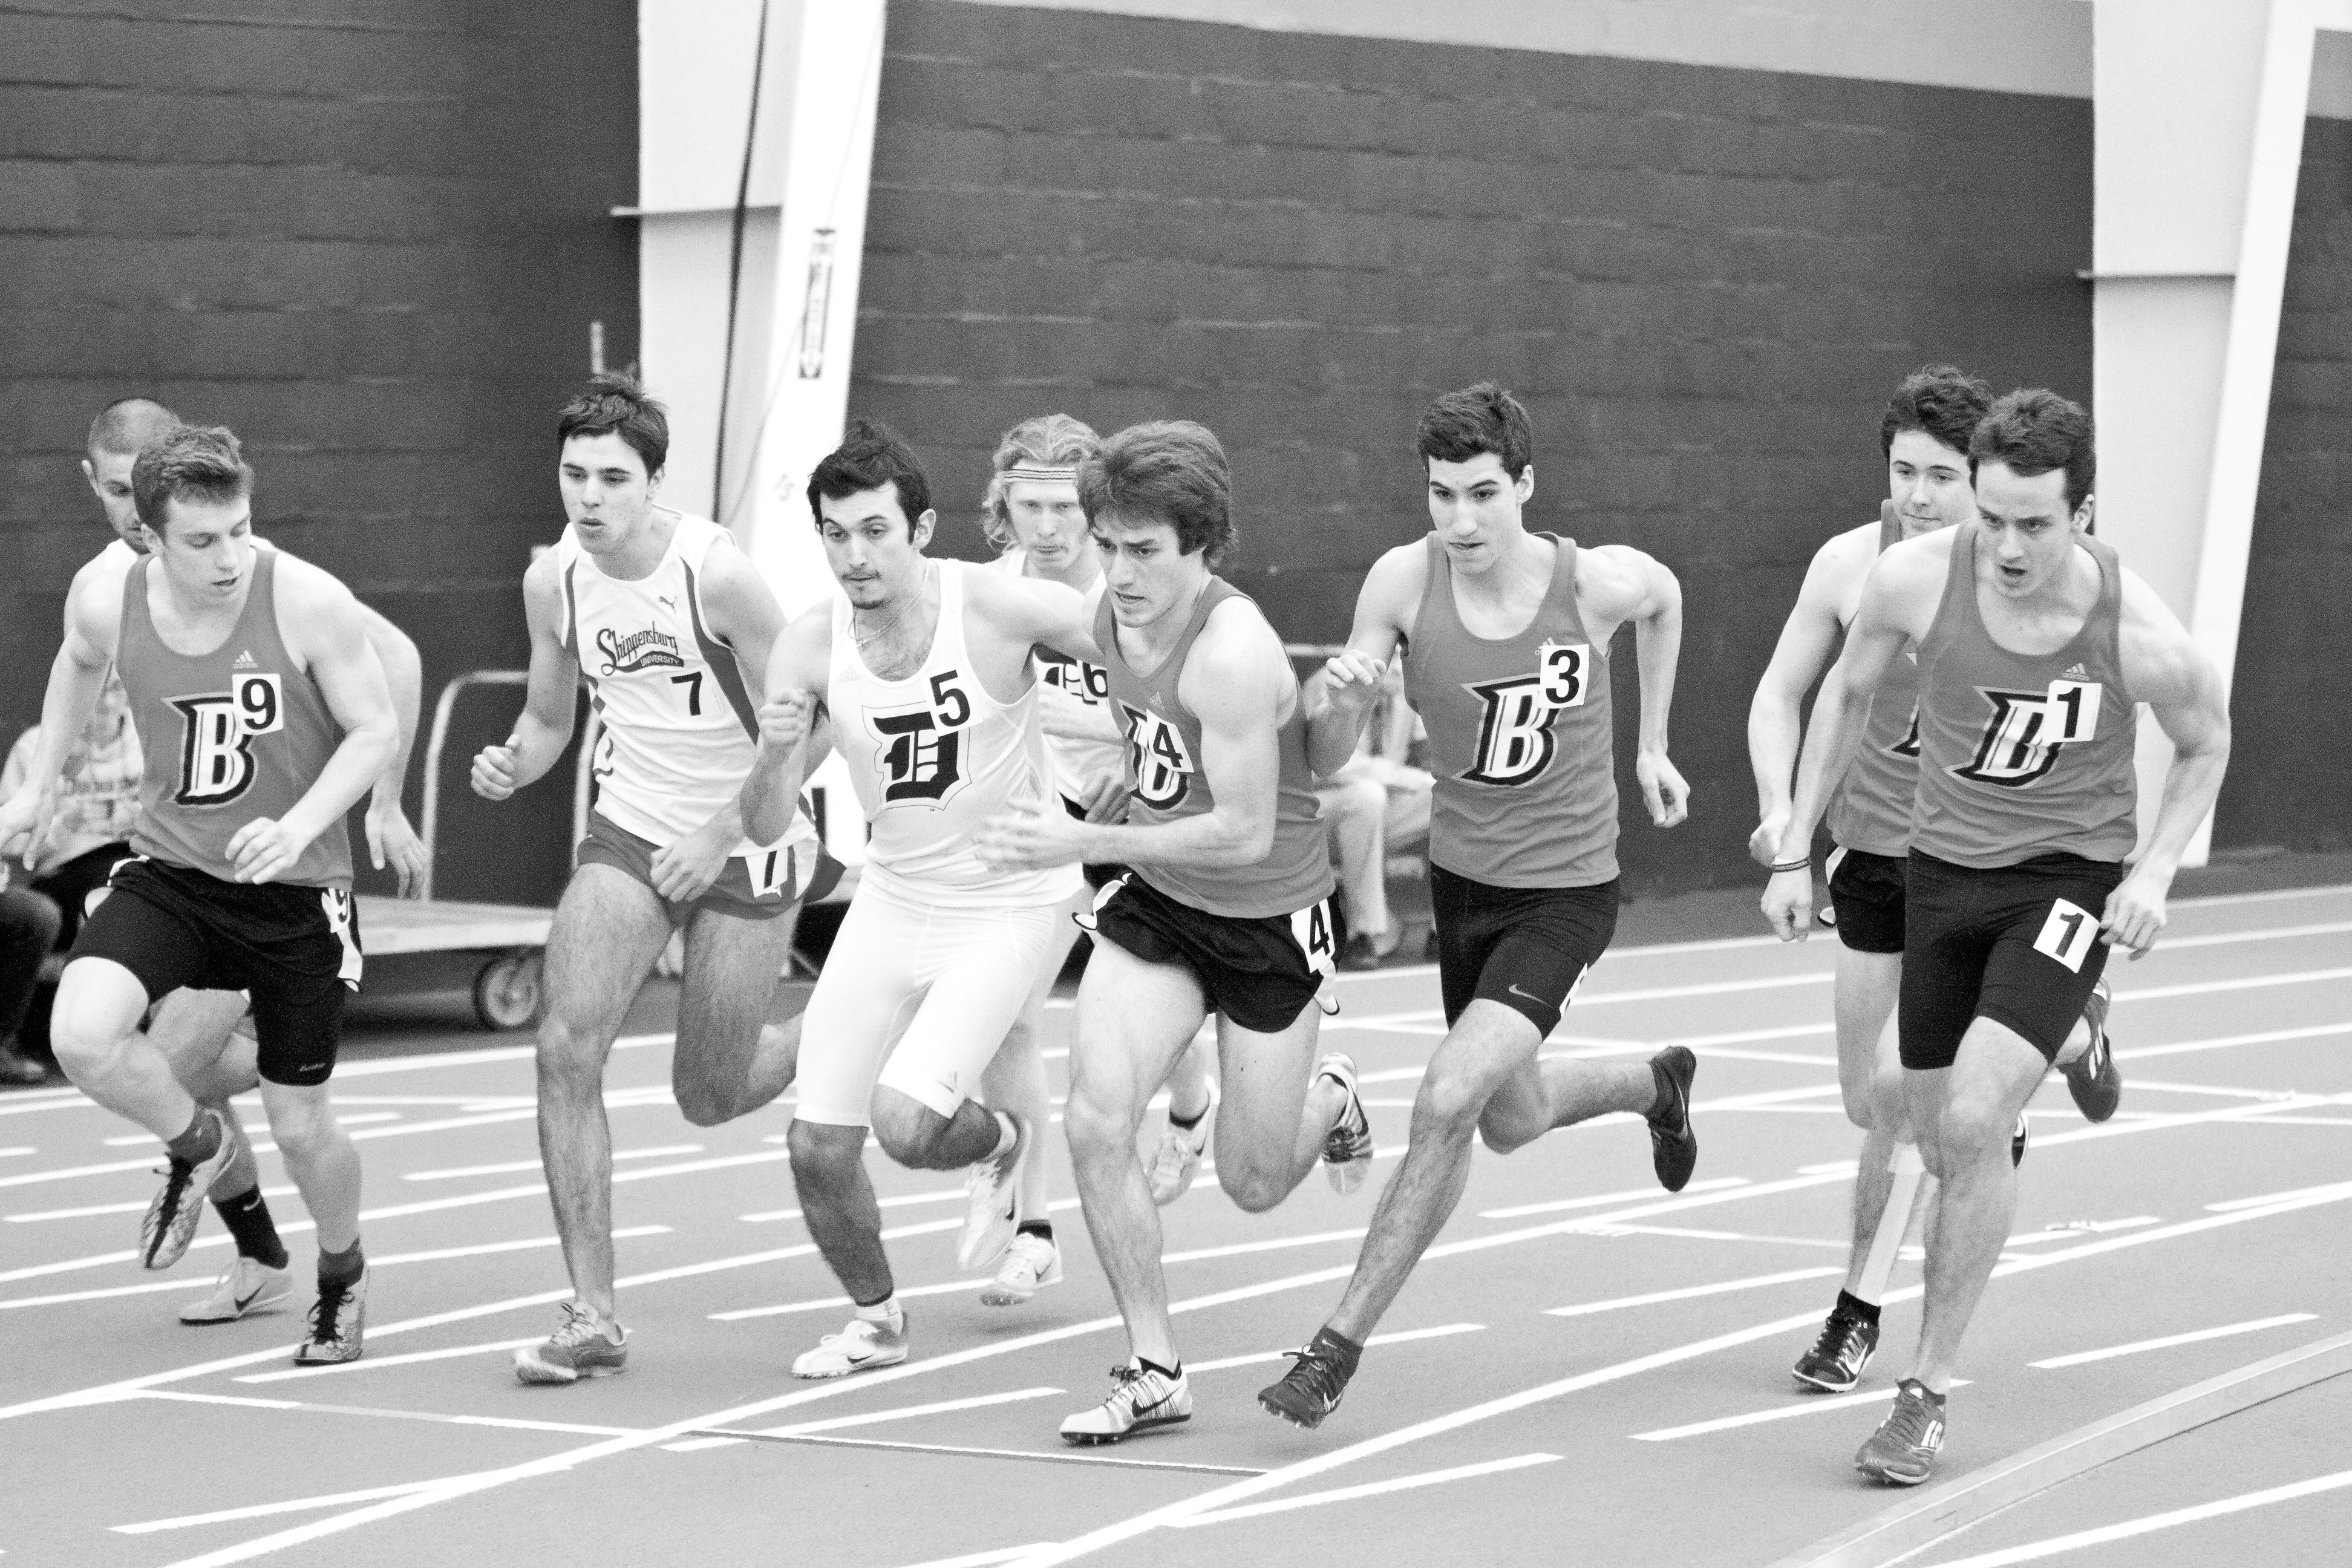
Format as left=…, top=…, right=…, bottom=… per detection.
left=1769, top=857, right=1811, bottom=874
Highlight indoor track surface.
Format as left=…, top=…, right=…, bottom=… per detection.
left=3, top=883, right=2347, bottom=1567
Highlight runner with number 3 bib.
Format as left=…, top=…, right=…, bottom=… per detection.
left=1762, top=390, right=2232, bottom=1485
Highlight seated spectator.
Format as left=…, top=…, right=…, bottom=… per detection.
left=0, top=671, right=144, bottom=1079
left=1310, top=661, right=1432, bottom=970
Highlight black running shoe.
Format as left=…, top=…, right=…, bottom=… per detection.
left=1792, top=1308, right=1880, bottom=1392
left=1646, top=1047, right=1699, bottom=1192
left=2011, top=1111, right=2029, bottom=1168
left=1258, top=1330, right=1361, bottom=1431
left=2062, top=978, right=2120, bottom=1123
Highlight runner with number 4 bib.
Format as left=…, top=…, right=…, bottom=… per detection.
left=1763, top=389, right=2232, bottom=1485
left=1260, top=381, right=1699, bottom=1432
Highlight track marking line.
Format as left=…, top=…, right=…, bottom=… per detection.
left=709, top=1275, right=995, bottom=1322
left=104, top=1111, right=402, bottom=1146
left=237, top=1338, right=545, bottom=1384
left=2209, top=1178, right=2352, bottom=1210
left=1169, top=1451, right=1562, bottom=1526
left=131, top=1388, right=639, bottom=1437
left=1188, top=1322, right=1484, bottom=1373
left=2148, top=918, right=2352, bottom=950
left=1632, top=1381, right=1972, bottom=1442
left=2114, top=964, right=2352, bottom=1002
left=404, top=1144, right=705, bottom=1181
left=895, top=1547, right=1060, bottom=1568
left=2122, top=1079, right=2301, bottom=1100
left=1926, top=1466, right=2352, bottom=1568
left=701, top=1429, right=1267, bottom=1475
left=2029, top=1313, right=2319, bottom=1369
left=752, top=1387, right=1067, bottom=1437
left=1546, top=1267, right=1846, bottom=1318
left=9, top=1184, right=299, bottom=1224
left=2004, top=1218, right=2160, bottom=1246
left=116, top=1483, right=446, bottom=1535
left=1593, top=1224, right=1847, bottom=1250
left=2116, top=1021, right=2350, bottom=1060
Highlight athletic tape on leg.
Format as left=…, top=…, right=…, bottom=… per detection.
left=1855, top=1143, right=1924, bottom=1306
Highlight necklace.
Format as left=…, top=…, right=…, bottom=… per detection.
left=852, top=561, right=933, bottom=650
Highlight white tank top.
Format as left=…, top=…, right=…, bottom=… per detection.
left=829, top=560, right=1079, bottom=907
left=557, top=511, right=812, bottom=859
left=987, top=550, right=1123, bottom=803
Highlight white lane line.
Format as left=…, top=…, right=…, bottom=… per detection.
left=2028, top=1313, right=2319, bottom=1369
left=2169, top=881, right=2352, bottom=910
left=116, top=1483, right=444, bottom=1535
left=1479, top=1177, right=1752, bottom=1223
left=102, top=1112, right=402, bottom=1146
left=896, top=1548, right=1060, bottom=1568
left=1, top=1146, right=36, bottom=1157
left=1926, top=1466, right=2352, bottom=1568
left=1163, top=1227, right=1367, bottom=1264
left=2210, top=1179, right=2352, bottom=1210
left=2151, top=918, right=2352, bottom=950
left=1632, top=1380, right=1973, bottom=1443
left=756, top=1387, right=1065, bottom=1438
left=2118, top=1022, right=2352, bottom=1061
left=1169, top=1452, right=1561, bottom=1527
left=1590, top=1224, right=1847, bottom=1250
left=1546, top=1267, right=1846, bottom=1318
left=2118, top=1080, right=2300, bottom=1101
left=709, top=1275, right=996, bottom=1323
left=237, top=1338, right=544, bottom=1384
left=0, top=1227, right=671, bottom=1311
left=8, top=1184, right=299, bottom=1225
left=2115, top=964, right=2352, bottom=1002
left=404, top=1145, right=704, bottom=1182
left=1188, top=1322, right=1484, bottom=1374
left=2005, top=1218, right=2160, bottom=1247
left=132, top=1387, right=638, bottom=1438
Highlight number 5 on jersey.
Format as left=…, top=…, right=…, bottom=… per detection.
left=2033, top=897, right=2100, bottom=972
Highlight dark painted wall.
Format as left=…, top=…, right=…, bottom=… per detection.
left=2215, top=116, right=2352, bottom=855
left=1, top=1, right=636, bottom=903
left=852, top=0, right=2094, bottom=897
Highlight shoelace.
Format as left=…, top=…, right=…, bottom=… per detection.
left=550, top=1304, right=611, bottom=1350
left=309, top=1279, right=353, bottom=1344
left=1276, top=1343, right=1352, bottom=1410
left=1880, top=1386, right=1942, bottom=1450
left=1808, top=1314, right=1870, bottom=1366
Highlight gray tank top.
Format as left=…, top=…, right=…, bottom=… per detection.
left=1911, top=523, right=2138, bottom=868
left=1826, top=510, right=1924, bottom=858
left=1093, top=578, right=1332, bottom=919
left=1403, top=533, right=1618, bottom=889
left=119, top=550, right=354, bottom=889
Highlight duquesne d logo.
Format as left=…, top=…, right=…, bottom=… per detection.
left=1122, top=702, right=1194, bottom=809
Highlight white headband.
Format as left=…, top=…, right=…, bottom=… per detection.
left=1001, top=463, right=1078, bottom=484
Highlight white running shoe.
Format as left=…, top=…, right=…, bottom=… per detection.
left=1146, top=1109, right=1211, bottom=1207
left=1060, top=1361, right=1192, bottom=1445
left=979, top=1233, right=1063, bottom=1307
left=957, top=1115, right=1027, bottom=1272
left=1317, top=1053, right=1373, bottom=1195
left=178, top=1254, right=293, bottom=1324
left=791, top=1313, right=910, bottom=1379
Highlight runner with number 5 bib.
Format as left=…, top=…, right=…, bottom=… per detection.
left=1762, top=390, right=2232, bottom=1486
left=1259, top=381, right=1699, bottom=1432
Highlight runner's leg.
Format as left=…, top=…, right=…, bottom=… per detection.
left=259, top=1077, right=359, bottom=1253
left=1209, top=1004, right=1339, bottom=1212
left=669, top=903, right=802, bottom=1126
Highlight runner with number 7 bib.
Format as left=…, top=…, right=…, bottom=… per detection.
left=1762, top=389, right=2233, bottom=1486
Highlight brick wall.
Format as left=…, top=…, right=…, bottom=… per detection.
left=851, top=0, right=2093, bottom=896
left=2213, top=117, right=2352, bottom=855
left=0, top=1, right=636, bottom=902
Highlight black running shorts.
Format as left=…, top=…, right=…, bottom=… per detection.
left=575, top=809, right=840, bottom=926
left=1428, top=864, right=1619, bottom=1039
left=1827, top=846, right=1907, bottom=955
left=68, top=858, right=360, bottom=1087
left=1080, top=872, right=1334, bottom=1034
left=1900, top=849, right=2123, bottom=1071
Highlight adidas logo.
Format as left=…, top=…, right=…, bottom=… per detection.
left=232, top=651, right=258, bottom=670
left=2063, top=664, right=2088, bottom=679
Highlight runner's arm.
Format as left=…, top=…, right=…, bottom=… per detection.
left=249, top=563, right=399, bottom=878
left=743, top=604, right=832, bottom=848
left=682, top=547, right=789, bottom=851
left=1585, top=544, right=1689, bottom=828
left=1304, top=544, right=1416, bottom=778
left=1748, top=534, right=1858, bottom=861
left=0, top=567, right=123, bottom=864
left=2101, top=575, right=2232, bottom=955
left=472, top=557, right=580, bottom=801
left=351, top=603, right=428, bottom=894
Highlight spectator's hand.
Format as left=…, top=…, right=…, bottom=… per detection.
left=0, top=784, right=57, bottom=871
left=975, top=800, right=1088, bottom=874
left=227, top=817, right=311, bottom=884
left=366, top=799, right=430, bottom=898
left=650, top=817, right=733, bottom=903
left=471, top=742, right=520, bottom=802
left=1075, top=769, right=1129, bottom=825
left=1636, top=749, right=1691, bottom=828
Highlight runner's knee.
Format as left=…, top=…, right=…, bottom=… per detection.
left=1218, top=1158, right=1290, bottom=1214
left=869, top=1093, right=950, bottom=1166
left=786, top=1119, right=865, bottom=1192
left=264, top=1093, right=341, bottom=1163
left=1060, top=1080, right=1137, bottom=1160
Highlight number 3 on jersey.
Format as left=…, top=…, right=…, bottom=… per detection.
left=2033, top=898, right=2100, bottom=972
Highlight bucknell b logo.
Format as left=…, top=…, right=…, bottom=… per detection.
left=1953, top=688, right=2063, bottom=788
left=870, top=671, right=973, bottom=805
left=1461, top=644, right=1587, bottom=788
left=171, top=673, right=284, bottom=806
left=1121, top=702, right=1194, bottom=809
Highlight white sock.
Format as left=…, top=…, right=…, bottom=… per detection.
left=856, top=1295, right=901, bottom=1328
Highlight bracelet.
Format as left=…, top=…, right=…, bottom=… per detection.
left=1768, top=857, right=1811, bottom=874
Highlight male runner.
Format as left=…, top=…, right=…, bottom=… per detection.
left=471, top=374, right=825, bottom=1385
left=970, top=419, right=1370, bottom=1444
left=39, top=398, right=428, bottom=1327
left=1748, top=367, right=2118, bottom=1393
left=1260, top=381, right=1697, bottom=1430
left=1763, top=389, right=2231, bottom=1483
left=744, top=419, right=1095, bottom=1377
left=0, top=425, right=397, bottom=1364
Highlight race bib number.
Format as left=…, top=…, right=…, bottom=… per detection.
left=1289, top=898, right=1338, bottom=979
left=740, top=844, right=795, bottom=900
left=235, top=673, right=284, bottom=735
left=2033, top=897, right=2099, bottom=972
left=2046, top=680, right=2101, bottom=742
left=1538, top=641, right=1590, bottom=709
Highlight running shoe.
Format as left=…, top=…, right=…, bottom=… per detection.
left=292, top=1269, right=368, bottom=1366
left=1792, top=1306, right=1880, bottom=1392
left=1258, top=1330, right=1362, bottom=1431
left=514, top=1301, right=629, bottom=1385
left=140, top=1109, right=234, bottom=1270
left=1855, top=1378, right=1946, bottom=1485
left=792, top=1313, right=909, bottom=1379
left=178, top=1255, right=293, bottom=1325
left=1146, top=1108, right=1211, bottom=1206
left=2061, top=977, right=2120, bottom=1123
left=1060, top=1362, right=1192, bottom=1445
left=957, top=1114, right=1027, bottom=1272
left=2011, top=1111, right=2029, bottom=1168
left=979, top=1233, right=1063, bottom=1307
left=1318, top=1054, right=1373, bottom=1195
left=1647, top=1046, right=1699, bottom=1192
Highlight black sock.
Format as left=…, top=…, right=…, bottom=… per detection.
left=1310, top=1325, right=1364, bottom=1365
left=1018, top=1220, right=1054, bottom=1242
left=1169, top=1104, right=1207, bottom=1132
left=1138, top=1355, right=1182, bottom=1381
left=165, top=1108, right=221, bottom=1166
left=1835, top=1289, right=1881, bottom=1327
left=318, top=1240, right=364, bottom=1289
left=214, top=1187, right=290, bottom=1270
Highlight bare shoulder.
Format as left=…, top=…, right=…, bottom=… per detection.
left=1186, top=595, right=1292, bottom=716
left=1872, top=526, right=1956, bottom=594
left=1575, top=541, right=1665, bottom=615
left=1359, top=540, right=1429, bottom=623
left=1810, top=518, right=1884, bottom=585
left=773, top=595, right=837, bottom=695
left=2115, top=566, right=2208, bottom=702
left=270, top=550, right=361, bottom=619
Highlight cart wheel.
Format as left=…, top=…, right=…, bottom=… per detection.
left=474, top=952, right=543, bottom=1031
